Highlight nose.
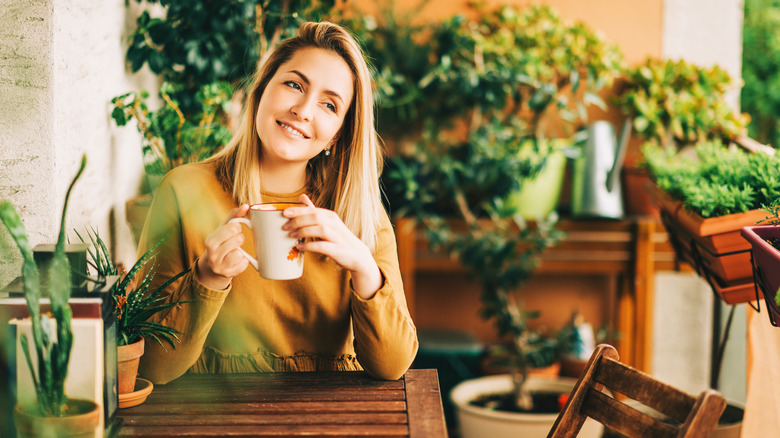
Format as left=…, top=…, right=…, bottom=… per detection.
left=291, top=96, right=314, bottom=122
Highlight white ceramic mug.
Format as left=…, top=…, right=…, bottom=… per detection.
left=229, top=203, right=305, bottom=280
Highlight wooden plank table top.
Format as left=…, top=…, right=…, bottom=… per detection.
left=116, top=369, right=447, bottom=437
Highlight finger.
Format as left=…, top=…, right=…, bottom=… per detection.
left=204, top=230, right=245, bottom=266
left=296, top=239, right=337, bottom=258
left=284, top=195, right=316, bottom=219
left=219, top=249, right=250, bottom=276
left=206, top=222, right=244, bottom=247
left=290, top=223, right=331, bottom=241
left=222, top=204, right=250, bottom=225
left=299, top=194, right=316, bottom=209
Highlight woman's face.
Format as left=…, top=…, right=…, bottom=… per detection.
left=255, top=47, right=354, bottom=168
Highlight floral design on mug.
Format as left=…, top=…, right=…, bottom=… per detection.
left=287, top=238, right=305, bottom=264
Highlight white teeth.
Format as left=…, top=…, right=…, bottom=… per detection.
left=280, top=122, right=305, bottom=138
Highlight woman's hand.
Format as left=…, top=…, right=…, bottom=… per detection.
left=283, top=194, right=382, bottom=299
left=196, top=204, right=251, bottom=290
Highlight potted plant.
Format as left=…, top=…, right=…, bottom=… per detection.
left=77, top=229, right=188, bottom=402
left=0, top=156, right=101, bottom=438
left=111, top=81, right=234, bottom=245
left=642, top=140, right=780, bottom=304
left=612, top=57, right=750, bottom=215
left=741, top=200, right=780, bottom=327
left=379, top=4, right=621, bottom=437
left=114, top=1, right=342, bottom=246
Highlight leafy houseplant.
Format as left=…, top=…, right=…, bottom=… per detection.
left=0, top=156, right=101, bottom=436
left=380, top=4, right=623, bottom=421
left=612, top=57, right=750, bottom=215
left=123, top=0, right=340, bottom=112
left=613, top=58, right=749, bottom=149
left=111, top=81, right=233, bottom=192
left=115, top=1, right=343, bottom=246
left=78, top=229, right=187, bottom=347
left=742, top=0, right=780, bottom=149
left=115, top=0, right=343, bottom=179
left=643, top=141, right=780, bottom=219
left=643, top=140, right=780, bottom=301
left=77, top=229, right=189, bottom=394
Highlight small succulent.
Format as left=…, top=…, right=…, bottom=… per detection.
left=77, top=228, right=190, bottom=347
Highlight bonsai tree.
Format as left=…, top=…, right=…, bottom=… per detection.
left=0, top=156, right=86, bottom=418
left=380, top=4, right=623, bottom=411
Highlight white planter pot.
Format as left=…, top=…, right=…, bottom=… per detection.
left=626, top=399, right=743, bottom=438
left=450, top=374, right=603, bottom=438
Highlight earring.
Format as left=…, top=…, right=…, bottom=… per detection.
left=324, top=147, right=331, bottom=157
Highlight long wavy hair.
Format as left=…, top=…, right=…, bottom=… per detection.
left=207, top=21, right=384, bottom=251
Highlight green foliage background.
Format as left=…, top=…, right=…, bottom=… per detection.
left=742, top=0, right=780, bottom=148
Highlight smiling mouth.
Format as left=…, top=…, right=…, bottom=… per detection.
left=277, top=121, right=309, bottom=139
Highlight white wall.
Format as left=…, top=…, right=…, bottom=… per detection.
left=655, top=0, right=747, bottom=403
left=0, top=0, right=151, bottom=287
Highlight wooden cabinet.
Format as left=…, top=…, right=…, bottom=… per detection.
left=394, top=216, right=681, bottom=371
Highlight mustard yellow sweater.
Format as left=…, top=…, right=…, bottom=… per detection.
left=136, top=163, right=418, bottom=383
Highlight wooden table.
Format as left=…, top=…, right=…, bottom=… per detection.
left=116, top=369, right=447, bottom=437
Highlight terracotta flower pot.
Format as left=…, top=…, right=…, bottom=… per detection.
left=741, top=225, right=780, bottom=326
left=14, top=399, right=100, bottom=438
left=647, top=183, right=761, bottom=304
left=118, top=337, right=145, bottom=394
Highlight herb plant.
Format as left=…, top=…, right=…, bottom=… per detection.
left=0, top=156, right=85, bottom=416
left=643, top=141, right=780, bottom=218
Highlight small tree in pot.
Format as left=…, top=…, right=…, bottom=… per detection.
left=381, top=3, right=622, bottom=415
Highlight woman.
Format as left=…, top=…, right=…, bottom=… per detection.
left=137, top=22, right=418, bottom=384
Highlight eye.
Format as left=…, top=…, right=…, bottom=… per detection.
left=284, top=80, right=302, bottom=91
left=324, top=102, right=337, bottom=113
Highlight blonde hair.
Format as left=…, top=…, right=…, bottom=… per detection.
left=207, top=22, right=384, bottom=251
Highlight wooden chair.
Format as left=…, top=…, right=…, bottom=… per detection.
left=548, top=344, right=726, bottom=438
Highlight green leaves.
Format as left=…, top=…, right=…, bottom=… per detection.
left=614, top=58, right=749, bottom=149
left=110, top=81, right=233, bottom=183
left=81, top=229, right=191, bottom=347
left=0, top=156, right=86, bottom=416
left=742, top=0, right=780, bottom=148
left=643, top=141, right=780, bottom=218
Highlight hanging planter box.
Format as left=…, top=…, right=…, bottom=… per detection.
left=647, top=183, right=761, bottom=304
left=740, top=226, right=780, bottom=327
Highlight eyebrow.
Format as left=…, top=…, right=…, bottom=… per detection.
left=288, top=70, right=345, bottom=105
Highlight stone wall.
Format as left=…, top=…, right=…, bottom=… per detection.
left=0, top=0, right=154, bottom=287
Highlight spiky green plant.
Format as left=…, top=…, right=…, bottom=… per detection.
left=75, top=228, right=189, bottom=347
left=0, top=155, right=85, bottom=416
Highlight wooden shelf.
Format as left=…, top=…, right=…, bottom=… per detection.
left=394, top=216, right=681, bottom=372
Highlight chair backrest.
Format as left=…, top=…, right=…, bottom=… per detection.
left=548, top=344, right=726, bottom=438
